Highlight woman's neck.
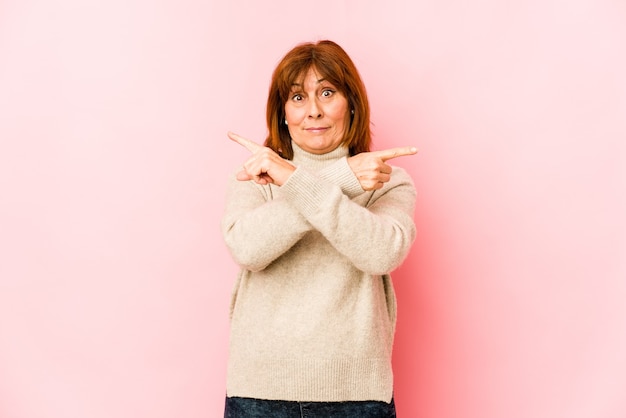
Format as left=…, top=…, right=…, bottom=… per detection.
left=290, top=141, right=349, bottom=171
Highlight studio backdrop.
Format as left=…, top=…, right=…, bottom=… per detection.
left=1, top=1, right=625, bottom=417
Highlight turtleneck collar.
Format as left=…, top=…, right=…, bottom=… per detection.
left=290, top=141, right=350, bottom=171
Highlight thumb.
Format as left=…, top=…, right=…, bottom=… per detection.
left=236, top=170, right=252, bottom=181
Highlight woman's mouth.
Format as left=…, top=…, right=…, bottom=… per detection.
left=305, top=127, right=329, bottom=134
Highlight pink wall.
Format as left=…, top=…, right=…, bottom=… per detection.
left=1, top=1, right=625, bottom=417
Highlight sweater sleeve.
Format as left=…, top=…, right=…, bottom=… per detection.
left=279, top=165, right=416, bottom=275
left=221, top=172, right=313, bottom=272
left=316, top=156, right=365, bottom=199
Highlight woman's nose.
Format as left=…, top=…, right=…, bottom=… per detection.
left=307, top=98, right=322, bottom=118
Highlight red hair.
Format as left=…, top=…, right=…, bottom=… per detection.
left=265, top=40, right=371, bottom=159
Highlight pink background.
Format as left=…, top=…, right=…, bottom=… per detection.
left=1, top=1, right=625, bottom=417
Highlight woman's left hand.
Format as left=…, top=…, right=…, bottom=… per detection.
left=228, top=132, right=296, bottom=186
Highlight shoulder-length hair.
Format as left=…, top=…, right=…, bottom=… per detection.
left=265, top=40, right=371, bottom=159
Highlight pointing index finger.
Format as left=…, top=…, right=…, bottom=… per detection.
left=228, top=131, right=263, bottom=153
left=375, top=146, right=419, bottom=162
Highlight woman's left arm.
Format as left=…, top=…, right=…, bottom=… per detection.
left=279, top=166, right=416, bottom=275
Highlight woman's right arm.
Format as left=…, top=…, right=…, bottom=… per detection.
left=221, top=172, right=312, bottom=272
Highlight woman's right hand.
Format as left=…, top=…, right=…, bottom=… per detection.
left=228, top=132, right=296, bottom=186
left=347, top=147, right=418, bottom=191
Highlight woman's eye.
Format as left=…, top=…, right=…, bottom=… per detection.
left=321, top=89, right=334, bottom=97
left=292, top=94, right=303, bottom=101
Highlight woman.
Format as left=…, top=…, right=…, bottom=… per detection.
left=222, top=40, right=417, bottom=417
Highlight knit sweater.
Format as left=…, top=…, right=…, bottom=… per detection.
left=221, top=141, right=416, bottom=403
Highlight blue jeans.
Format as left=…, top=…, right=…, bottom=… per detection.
left=224, top=396, right=396, bottom=417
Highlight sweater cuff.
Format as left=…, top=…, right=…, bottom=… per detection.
left=317, top=157, right=364, bottom=199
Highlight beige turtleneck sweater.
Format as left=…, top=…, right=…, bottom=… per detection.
left=221, top=141, right=416, bottom=403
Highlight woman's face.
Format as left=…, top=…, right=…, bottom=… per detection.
left=284, top=67, right=349, bottom=155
